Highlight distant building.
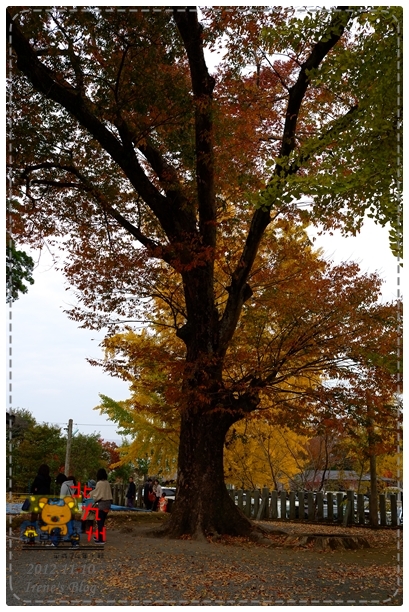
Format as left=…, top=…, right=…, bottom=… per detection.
left=291, top=470, right=397, bottom=491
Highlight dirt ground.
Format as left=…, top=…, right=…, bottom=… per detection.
left=6, top=513, right=402, bottom=606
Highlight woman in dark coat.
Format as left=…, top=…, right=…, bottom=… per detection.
left=143, top=478, right=154, bottom=510
left=30, top=464, right=51, bottom=523
left=31, top=464, right=51, bottom=495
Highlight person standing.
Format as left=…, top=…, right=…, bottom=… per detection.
left=153, top=479, right=162, bottom=512
left=31, top=464, right=51, bottom=495
left=126, top=476, right=136, bottom=508
left=55, top=472, right=67, bottom=492
left=56, top=474, right=77, bottom=497
left=30, top=464, right=51, bottom=523
left=89, top=468, right=112, bottom=544
left=143, top=478, right=154, bottom=510
left=61, top=475, right=77, bottom=497
left=159, top=493, right=168, bottom=513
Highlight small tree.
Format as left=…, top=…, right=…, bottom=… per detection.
left=69, top=433, right=107, bottom=485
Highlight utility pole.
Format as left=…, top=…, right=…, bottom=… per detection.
left=65, top=419, right=73, bottom=476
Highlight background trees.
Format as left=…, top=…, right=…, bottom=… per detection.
left=224, top=421, right=307, bottom=491
left=9, top=410, right=64, bottom=492
left=7, top=409, right=128, bottom=493
left=7, top=6, right=401, bottom=536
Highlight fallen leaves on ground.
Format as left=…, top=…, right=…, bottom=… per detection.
left=254, top=520, right=400, bottom=549
left=89, top=523, right=401, bottom=605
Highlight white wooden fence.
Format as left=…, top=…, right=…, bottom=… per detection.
left=109, top=484, right=402, bottom=526
left=228, top=488, right=402, bottom=527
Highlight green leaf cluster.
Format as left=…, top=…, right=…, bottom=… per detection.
left=6, top=236, right=35, bottom=303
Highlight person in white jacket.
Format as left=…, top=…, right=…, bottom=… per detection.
left=153, top=479, right=162, bottom=512
left=89, top=468, right=112, bottom=544
left=56, top=473, right=77, bottom=497
left=60, top=476, right=77, bottom=497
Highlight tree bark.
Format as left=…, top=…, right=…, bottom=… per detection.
left=368, top=450, right=379, bottom=527
left=367, top=409, right=379, bottom=527
left=164, top=407, right=253, bottom=539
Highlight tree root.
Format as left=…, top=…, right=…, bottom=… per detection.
left=283, top=533, right=371, bottom=551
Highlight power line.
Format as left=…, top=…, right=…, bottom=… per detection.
left=74, top=423, right=118, bottom=427
left=41, top=421, right=119, bottom=428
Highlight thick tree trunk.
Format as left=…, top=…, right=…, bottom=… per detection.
left=164, top=408, right=254, bottom=539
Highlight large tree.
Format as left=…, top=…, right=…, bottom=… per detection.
left=94, top=223, right=397, bottom=480
left=7, top=7, right=401, bottom=537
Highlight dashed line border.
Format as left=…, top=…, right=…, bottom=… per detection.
left=7, top=5, right=402, bottom=606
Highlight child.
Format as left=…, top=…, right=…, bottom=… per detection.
left=159, top=493, right=168, bottom=513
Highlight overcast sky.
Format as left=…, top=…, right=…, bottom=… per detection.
left=7, top=217, right=398, bottom=445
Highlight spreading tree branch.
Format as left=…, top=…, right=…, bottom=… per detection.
left=7, top=9, right=187, bottom=244
left=219, top=7, right=353, bottom=353
left=21, top=162, right=172, bottom=264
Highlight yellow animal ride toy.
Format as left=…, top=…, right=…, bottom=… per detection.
left=23, top=524, right=38, bottom=542
left=38, top=496, right=76, bottom=537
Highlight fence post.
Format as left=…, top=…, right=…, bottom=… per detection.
left=262, top=487, right=270, bottom=519
left=244, top=490, right=251, bottom=517
left=357, top=494, right=365, bottom=524
left=279, top=490, right=287, bottom=520
left=298, top=492, right=305, bottom=520
left=367, top=493, right=378, bottom=527
left=316, top=491, right=323, bottom=521
left=347, top=490, right=355, bottom=525
left=343, top=500, right=351, bottom=527
left=270, top=490, right=278, bottom=520
left=253, top=490, right=260, bottom=519
left=367, top=493, right=379, bottom=526
left=289, top=491, right=296, bottom=520
left=237, top=489, right=244, bottom=512
left=256, top=497, right=264, bottom=520
left=257, top=488, right=270, bottom=520
left=326, top=492, right=334, bottom=522
left=336, top=493, right=344, bottom=523
left=307, top=492, right=315, bottom=521
left=390, top=493, right=397, bottom=527
left=379, top=494, right=387, bottom=526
